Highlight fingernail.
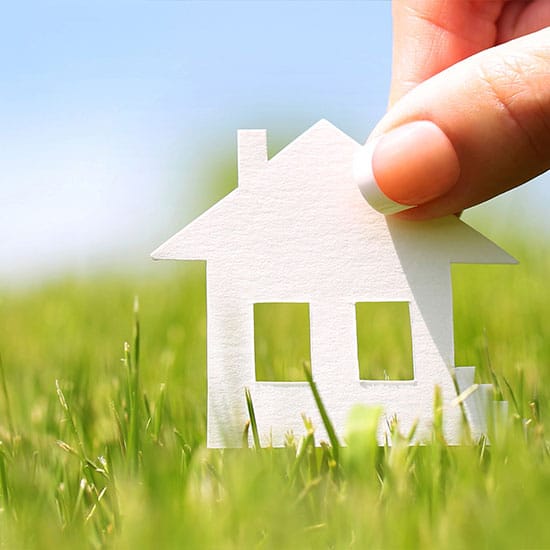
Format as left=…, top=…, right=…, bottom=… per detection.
left=355, top=120, right=460, bottom=214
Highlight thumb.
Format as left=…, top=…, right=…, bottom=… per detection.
left=356, top=27, right=550, bottom=220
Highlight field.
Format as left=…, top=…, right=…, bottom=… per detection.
left=0, top=228, right=549, bottom=549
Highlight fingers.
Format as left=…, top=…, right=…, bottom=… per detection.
left=389, top=0, right=503, bottom=105
left=497, top=0, right=550, bottom=42
left=358, top=28, right=550, bottom=220
left=389, top=0, right=550, bottom=106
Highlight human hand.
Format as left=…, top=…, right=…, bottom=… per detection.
left=356, top=0, right=550, bottom=219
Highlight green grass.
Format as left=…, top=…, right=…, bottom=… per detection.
left=254, top=302, right=311, bottom=382
left=0, top=235, right=549, bottom=549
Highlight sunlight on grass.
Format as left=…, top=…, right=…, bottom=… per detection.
left=0, top=237, right=548, bottom=548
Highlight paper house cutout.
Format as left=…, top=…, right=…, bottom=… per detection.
left=152, top=119, right=515, bottom=447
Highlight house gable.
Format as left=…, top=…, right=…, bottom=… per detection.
left=153, top=119, right=515, bottom=269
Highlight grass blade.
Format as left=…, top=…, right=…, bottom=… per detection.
left=0, top=443, right=10, bottom=511
left=0, top=352, right=15, bottom=446
left=303, top=362, right=340, bottom=466
left=244, top=387, right=261, bottom=449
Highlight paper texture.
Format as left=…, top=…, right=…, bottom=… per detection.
left=153, top=120, right=515, bottom=447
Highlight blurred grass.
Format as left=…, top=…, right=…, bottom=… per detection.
left=254, top=302, right=310, bottom=382
left=356, top=301, right=413, bottom=380
left=0, top=232, right=549, bottom=548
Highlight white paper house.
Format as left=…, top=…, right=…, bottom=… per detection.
left=152, top=120, right=515, bottom=447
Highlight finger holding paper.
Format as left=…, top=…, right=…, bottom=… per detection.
left=357, top=28, right=550, bottom=219
left=356, top=1, right=550, bottom=219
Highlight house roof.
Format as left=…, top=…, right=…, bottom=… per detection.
left=152, top=119, right=516, bottom=267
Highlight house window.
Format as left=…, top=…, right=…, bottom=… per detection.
left=254, top=303, right=311, bottom=382
left=355, top=302, right=413, bottom=380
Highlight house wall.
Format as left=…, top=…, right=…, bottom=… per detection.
left=206, top=259, right=461, bottom=448
left=205, top=267, right=252, bottom=448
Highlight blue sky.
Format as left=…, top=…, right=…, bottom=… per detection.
left=1, top=1, right=548, bottom=284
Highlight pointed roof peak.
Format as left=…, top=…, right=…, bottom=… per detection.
left=269, top=119, right=359, bottom=162
left=306, top=118, right=353, bottom=138
left=311, top=118, right=334, bottom=129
